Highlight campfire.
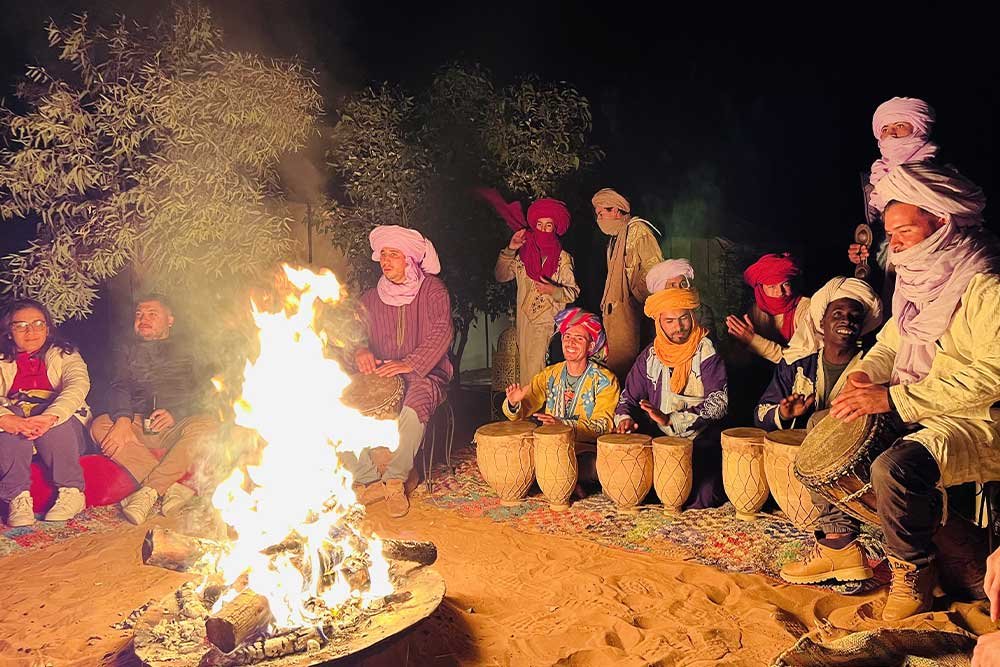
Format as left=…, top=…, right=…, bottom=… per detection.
left=129, top=266, right=445, bottom=665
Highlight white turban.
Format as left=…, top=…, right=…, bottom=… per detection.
left=782, top=277, right=883, bottom=363
left=645, top=258, right=695, bottom=294
left=874, top=163, right=986, bottom=229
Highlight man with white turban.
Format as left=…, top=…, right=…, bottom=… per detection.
left=348, top=225, right=454, bottom=518
left=592, top=188, right=664, bottom=381
left=645, top=258, right=717, bottom=340
left=781, top=166, right=1000, bottom=622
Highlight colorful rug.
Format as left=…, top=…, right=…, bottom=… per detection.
left=415, top=447, right=890, bottom=592
left=0, top=506, right=125, bottom=557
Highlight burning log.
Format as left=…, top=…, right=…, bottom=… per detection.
left=382, top=538, right=437, bottom=565
left=205, top=590, right=273, bottom=654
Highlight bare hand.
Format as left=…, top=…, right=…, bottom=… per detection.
left=505, top=383, right=528, bottom=406
left=779, top=393, right=816, bottom=420
left=22, top=414, right=58, bottom=439
left=533, top=413, right=558, bottom=426
left=639, top=400, right=669, bottom=427
left=830, top=373, right=889, bottom=422
left=374, top=360, right=413, bottom=378
left=725, top=314, right=756, bottom=345
left=0, top=414, right=31, bottom=436
left=149, top=409, right=175, bottom=432
left=973, top=632, right=1000, bottom=667
left=615, top=418, right=637, bottom=434
left=508, top=229, right=527, bottom=250
left=848, top=243, right=869, bottom=266
left=100, top=417, right=140, bottom=457
left=355, top=348, right=377, bottom=375
left=985, top=546, right=1000, bottom=621
left=534, top=281, right=556, bottom=295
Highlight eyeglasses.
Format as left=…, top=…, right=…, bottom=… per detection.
left=10, top=320, right=47, bottom=333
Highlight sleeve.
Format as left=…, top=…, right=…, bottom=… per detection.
left=503, top=368, right=549, bottom=420
left=857, top=319, right=899, bottom=385
left=755, top=361, right=795, bottom=431
left=0, top=366, right=12, bottom=419
left=552, top=251, right=580, bottom=305
left=614, top=352, right=649, bottom=425
left=671, top=351, right=728, bottom=435
left=41, top=351, right=90, bottom=426
left=107, top=345, right=134, bottom=422
left=565, top=370, right=620, bottom=442
left=402, top=281, right=455, bottom=377
left=626, top=224, right=664, bottom=303
left=889, top=277, right=1000, bottom=423
left=495, top=248, right=517, bottom=283
left=748, top=333, right=783, bottom=363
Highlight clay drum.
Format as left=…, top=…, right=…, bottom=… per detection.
left=763, top=429, right=821, bottom=529
left=652, top=436, right=693, bottom=513
left=533, top=424, right=578, bottom=511
left=475, top=421, right=536, bottom=505
left=597, top=434, right=653, bottom=512
left=721, top=428, right=769, bottom=520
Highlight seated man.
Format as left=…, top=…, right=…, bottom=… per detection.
left=643, top=258, right=717, bottom=340
left=614, top=274, right=728, bottom=508
left=755, top=277, right=882, bottom=431
left=91, top=295, right=216, bottom=524
left=349, top=225, right=453, bottom=519
left=503, top=307, right=619, bottom=449
left=780, top=163, right=1000, bottom=621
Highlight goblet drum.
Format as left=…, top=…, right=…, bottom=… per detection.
left=652, top=436, right=693, bottom=513
left=533, top=423, right=578, bottom=511
left=596, top=433, right=653, bottom=512
left=721, top=427, right=769, bottom=521
left=474, top=421, right=536, bottom=505
left=763, top=429, right=822, bottom=529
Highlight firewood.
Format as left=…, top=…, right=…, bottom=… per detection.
left=381, top=538, right=437, bottom=565
left=142, top=527, right=220, bottom=572
left=205, top=590, right=273, bottom=653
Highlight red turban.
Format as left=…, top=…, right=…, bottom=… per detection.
left=743, top=253, right=801, bottom=343
left=477, top=189, right=570, bottom=283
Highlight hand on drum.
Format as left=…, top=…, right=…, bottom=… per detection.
left=830, top=372, right=890, bottom=421
left=505, top=383, right=528, bottom=406
left=984, top=545, right=1000, bottom=621
left=639, top=400, right=669, bottom=426
left=533, top=413, right=559, bottom=426
left=973, top=631, right=1000, bottom=667
left=725, top=314, right=755, bottom=344
left=615, top=418, right=637, bottom=434
left=778, top=393, right=815, bottom=420
left=355, top=348, right=378, bottom=374
left=848, top=243, right=869, bottom=265
left=374, top=360, right=413, bottom=377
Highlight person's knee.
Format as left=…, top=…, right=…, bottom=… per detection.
left=871, top=440, right=937, bottom=493
left=89, top=414, right=114, bottom=443
left=0, top=432, right=33, bottom=461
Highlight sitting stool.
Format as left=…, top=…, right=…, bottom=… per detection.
left=420, top=398, right=455, bottom=493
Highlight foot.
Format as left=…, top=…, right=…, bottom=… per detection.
left=352, top=481, right=385, bottom=506
left=160, top=483, right=196, bottom=517
left=121, top=486, right=159, bottom=525
left=780, top=540, right=873, bottom=585
left=44, top=487, right=85, bottom=522
left=384, top=479, right=410, bottom=518
left=883, top=557, right=937, bottom=621
left=6, top=490, right=35, bottom=527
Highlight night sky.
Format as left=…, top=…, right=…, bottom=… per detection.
left=2, top=1, right=997, bottom=298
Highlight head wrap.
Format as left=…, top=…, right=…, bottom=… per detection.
left=477, top=188, right=570, bottom=283
left=591, top=188, right=631, bottom=236
left=782, top=277, right=883, bottom=363
left=869, top=97, right=939, bottom=207
left=369, top=225, right=441, bottom=307
left=554, top=307, right=607, bottom=363
left=743, top=253, right=802, bottom=343
left=645, top=258, right=695, bottom=294
left=643, top=287, right=707, bottom=394
left=874, top=163, right=986, bottom=229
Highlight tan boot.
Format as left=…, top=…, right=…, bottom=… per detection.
left=384, top=479, right=410, bottom=518
left=780, top=540, right=873, bottom=584
left=882, top=557, right=936, bottom=621
left=352, top=481, right=385, bottom=506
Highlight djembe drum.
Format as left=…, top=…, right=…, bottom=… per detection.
left=764, top=429, right=821, bottom=528
left=533, top=424, right=578, bottom=511
left=596, top=434, right=653, bottom=512
left=340, top=374, right=405, bottom=420
left=652, top=436, right=693, bottom=513
left=474, top=421, right=536, bottom=505
left=795, top=413, right=898, bottom=525
left=721, top=428, right=769, bottom=520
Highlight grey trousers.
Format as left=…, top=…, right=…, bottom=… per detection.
left=344, top=406, right=426, bottom=484
left=0, top=414, right=87, bottom=501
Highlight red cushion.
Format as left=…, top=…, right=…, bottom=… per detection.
left=30, top=455, right=139, bottom=513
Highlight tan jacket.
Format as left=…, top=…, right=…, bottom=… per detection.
left=495, top=249, right=580, bottom=324
left=748, top=298, right=812, bottom=363
left=0, top=347, right=92, bottom=427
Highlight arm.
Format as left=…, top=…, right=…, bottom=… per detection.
left=551, top=252, right=580, bottom=304
left=41, top=351, right=90, bottom=426
left=669, top=350, right=728, bottom=435
left=495, top=248, right=517, bottom=283
left=748, top=333, right=783, bottom=363
left=107, top=345, right=135, bottom=422
left=857, top=319, right=899, bottom=385
left=565, top=371, right=620, bottom=442
left=625, top=223, right=664, bottom=303
left=614, top=352, right=649, bottom=426
left=402, top=281, right=455, bottom=377
left=502, top=369, right=548, bottom=420
left=755, top=361, right=796, bottom=431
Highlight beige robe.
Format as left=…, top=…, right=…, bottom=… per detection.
left=747, top=298, right=812, bottom=363
left=857, top=273, right=1000, bottom=487
left=495, top=248, right=580, bottom=384
left=600, top=218, right=663, bottom=381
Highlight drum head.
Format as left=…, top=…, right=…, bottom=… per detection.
left=476, top=420, right=537, bottom=437
left=535, top=423, right=573, bottom=436
left=722, top=427, right=766, bottom=440
left=765, top=429, right=807, bottom=447
left=796, top=414, right=874, bottom=477
left=598, top=433, right=651, bottom=447
left=652, top=436, right=691, bottom=448
left=341, top=374, right=403, bottom=412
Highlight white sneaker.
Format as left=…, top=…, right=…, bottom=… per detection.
left=6, top=491, right=35, bottom=527
left=121, top=486, right=159, bottom=525
left=160, top=483, right=196, bottom=517
left=44, top=487, right=85, bottom=522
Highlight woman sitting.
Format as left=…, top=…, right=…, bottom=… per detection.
left=0, top=299, right=92, bottom=526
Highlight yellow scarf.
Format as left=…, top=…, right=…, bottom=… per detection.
left=644, top=288, right=706, bottom=394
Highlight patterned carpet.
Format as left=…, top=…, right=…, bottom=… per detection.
left=0, top=505, right=125, bottom=557
left=415, top=446, right=890, bottom=592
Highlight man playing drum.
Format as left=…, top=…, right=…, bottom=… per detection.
left=349, top=225, right=454, bottom=518
left=755, top=277, right=882, bottom=431
left=613, top=265, right=728, bottom=509
left=781, top=163, right=1000, bottom=621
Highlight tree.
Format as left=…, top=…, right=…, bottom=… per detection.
left=324, top=63, right=602, bottom=377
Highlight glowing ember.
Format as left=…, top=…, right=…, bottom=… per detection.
left=208, top=265, right=399, bottom=631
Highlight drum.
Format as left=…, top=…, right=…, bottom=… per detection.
left=596, top=434, right=653, bottom=512
left=795, top=413, right=898, bottom=526
left=341, top=374, right=405, bottom=420
left=721, top=428, right=769, bottom=521
left=806, top=409, right=830, bottom=432
left=763, top=429, right=822, bottom=529
left=533, top=424, right=578, bottom=511
left=652, top=436, right=693, bottom=513
left=475, top=421, right=536, bottom=505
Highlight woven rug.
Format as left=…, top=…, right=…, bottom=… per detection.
left=416, top=447, right=890, bottom=592
left=772, top=628, right=975, bottom=666
left=0, top=506, right=125, bottom=557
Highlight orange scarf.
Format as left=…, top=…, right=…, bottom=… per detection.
left=645, top=288, right=706, bottom=394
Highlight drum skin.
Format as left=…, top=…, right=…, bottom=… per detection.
left=763, top=429, right=822, bottom=529
left=534, top=424, right=577, bottom=510
left=597, top=434, right=653, bottom=512
left=475, top=421, right=537, bottom=505
left=341, top=374, right=405, bottom=420
left=652, top=436, right=693, bottom=513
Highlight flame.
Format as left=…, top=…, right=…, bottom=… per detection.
left=210, top=264, right=399, bottom=630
